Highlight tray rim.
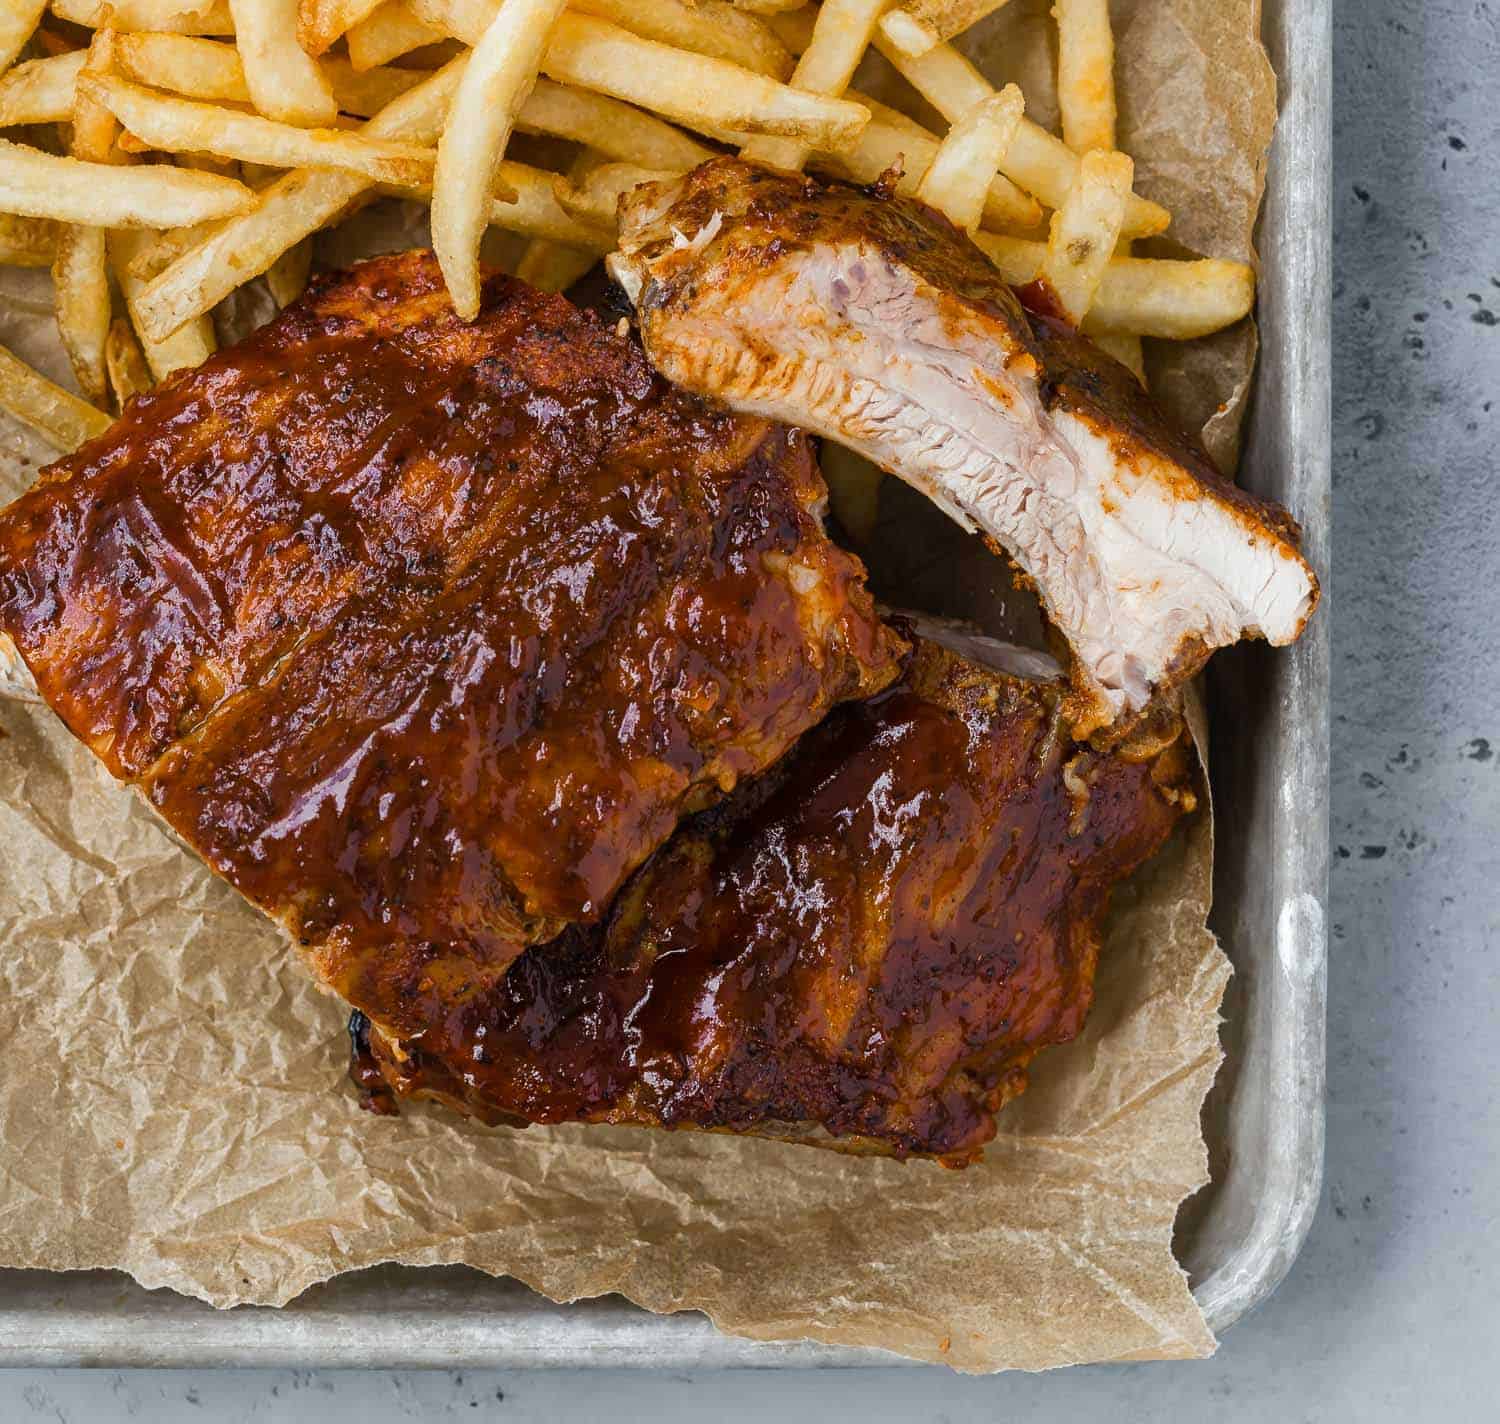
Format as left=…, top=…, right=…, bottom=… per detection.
left=0, top=0, right=1331, bottom=1370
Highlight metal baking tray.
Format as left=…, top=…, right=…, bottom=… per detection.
left=0, top=0, right=1330, bottom=1370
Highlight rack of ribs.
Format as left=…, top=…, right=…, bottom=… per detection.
left=610, top=158, right=1319, bottom=738
left=0, top=250, right=903, bottom=1045
left=349, top=628, right=1197, bottom=1166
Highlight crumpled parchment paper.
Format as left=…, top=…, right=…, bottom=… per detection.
left=0, top=0, right=1275, bottom=1372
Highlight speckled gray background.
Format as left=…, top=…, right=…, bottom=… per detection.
left=4, top=0, right=1497, bottom=1417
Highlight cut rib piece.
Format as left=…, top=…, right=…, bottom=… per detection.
left=610, top=158, right=1319, bottom=736
left=350, top=628, right=1198, bottom=1165
left=0, top=249, right=903, bottom=1005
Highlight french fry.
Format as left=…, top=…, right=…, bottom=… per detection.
left=1054, top=0, right=1115, bottom=156
left=118, top=35, right=428, bottom=117
left=134, top=58, right=465, bottom=342
left=0, top=49, right=83, bottom=124
left=49, top=0, right=234, bottom=33
left=324, top=57, right=428, bottom=114
left=265, top=236, right=312, bottom=306
left=914, top=83, right=1023, bottom=232
left=410, top=0, right=791, bottom=76
left=877, top=0, right=1015, bottom=58
left=229, top=0, right=338, bottom=126
left=551, top=159, right=675, bottom=232
left=1029, top=148, right=1131, bottom=326
left=514, top=237, right=600, bottom=293
left=971, top=233, right=1255, bottom=339
left=820, top=442, right=880, bottom=546
left=513, top=150, right=605, bottom=292
left=110, top=228, right=217, bottom=378
left=817, top=91, right=1040, bottom=233
left=387, top=159, right=617, bottom=247
left=81, top=74, right=438, bottom=185
left=104, top=316, right=152, bottom=406
left=517, top=79, right=713, bottom=172
left=298, top=0, right=384, bottom=55
left=51, top=29, right=120, bottom=407
left=1088, top=327, right=1145, bottom=381
left=871, top=31, right=1170, bottom=238
left=725, top=0, right=808, bottom=12
left=0, top=211, right=57, bottom=265
left=0, top=0, right=45, bottom=78
left=740, top=0, right=887, bottom=173
left=1051, top=0, right=1141, bottom=380
left=123, top=219, right=221, bottom=280
left=541, top=14, right=869, bottom=149
left=571, top=0, right=791, bottom=80
left=432, top=0, right=566, bottom=320
left=346, top=0, right=444, bottom=69
left=51, top=227, right=110, bottom=404
left=0, top=341, right=112, bottom=450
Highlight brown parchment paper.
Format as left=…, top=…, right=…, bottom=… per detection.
left=0, top=0, right=1276, bottom=1373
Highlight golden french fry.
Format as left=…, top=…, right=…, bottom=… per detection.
left=298, top=0, right=383, bottom=55
left=820, top=442, right=881, bottom=546
left=0, top=0, right=44, bottom=78
left=914, top=83, right=1023, bottom=232
left=81, top=74, right=438, bottom=185
left=971, top=233, right=1255, bottom=339
left=514, top=238, right=600, bottom=293
left=1054, top=0, right=1115, bottom=156
left=229, top=0, right=338, bottom=126
left=540, top=14, right=869, bottom=148
left=551, top=159, right=675, bottom=231
left=571, top=0, right=791, bottom=80
left=877, top=0, right=1015, bottom=57
left=324, top=57, right=428, bottom=114
left=871, top=31, right=1169, bottom=237
left=174, top=150, right=241, bottom=180
left=741, top=0, right=886, bottom=173
left=1030, top=149, right=1131, bottom=325
left=117, top=33, right=245, bottom=100
left=51, top=227, right=111, bottom=405
left=0, top=49, right=83, bottom=124
left=110, top=229, right=217, bottom=378
left=51, top=29, right=120, bottom=408
left=411, top=0, right=791, bottom=75
left=122, top=220, right=221, bottom=281
left=432, top=0, right=567, bottom=320
left=346, top=0, right=444, bottom=69
left=725, top=0, right=807, bottom=12
left=49, top=0, right=234, bottom=33
left=0, top=211, right=57, bottom=265
left=134, top=58, right=465, bottom=341
left=105, top=316, right=152, bottom=406
left=265, top=236, right=312, bottom=306
left=0, top=340, right=112, bottom=450
left=818, top=90, right=1040, bottom=233
left=116, top=34, right=428, bottom=117
left=1089, top=326, right=1145, bottom=383
left=517, top=79, right=714, bottom=172
left=511, top=146, right=603, bottom=291
left=485, top=162, right=615, bottom=246
left=388, top=159, right=618, bottom=247
left=1052, top=0, right=1138, bottom=372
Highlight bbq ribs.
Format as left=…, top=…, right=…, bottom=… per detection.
left=349, top=628, right=1197, bottom=1165
left=0, top=251, right=903, bottom=1042
left=610, top=158, right=1319, bottom=737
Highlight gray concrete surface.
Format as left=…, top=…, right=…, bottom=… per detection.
left=3, top=0, right=1497, bottom=1418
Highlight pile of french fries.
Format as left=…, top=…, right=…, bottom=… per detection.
left=0, top=0, right=1255, bottom=457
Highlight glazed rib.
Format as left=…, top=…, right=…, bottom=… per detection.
left=610, top=158, right=1319, bottom=736
left=0, top=251, right=902, bottom=1013
left=350, top=629, right=1196, bottom=1165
